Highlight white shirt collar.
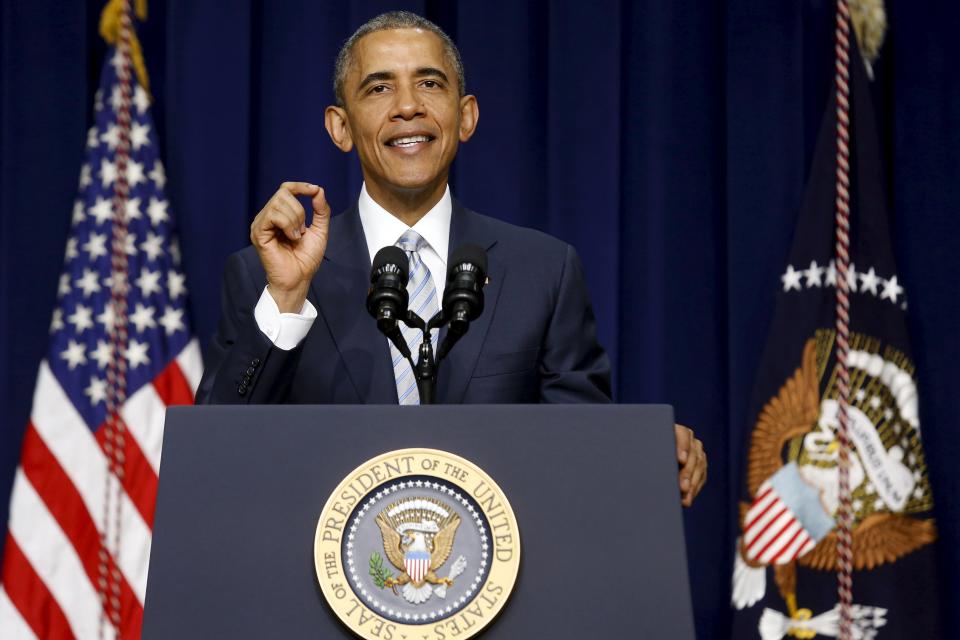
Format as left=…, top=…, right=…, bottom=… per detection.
left=357, top=183, right=451, bottom=266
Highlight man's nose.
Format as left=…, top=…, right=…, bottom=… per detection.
left=391, top=84, right=425, bottom=120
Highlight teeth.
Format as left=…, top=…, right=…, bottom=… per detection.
left=390, top=135, right=431, bottom=147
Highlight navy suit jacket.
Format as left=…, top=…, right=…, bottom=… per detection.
left=196, top=200, right=611, bottom=404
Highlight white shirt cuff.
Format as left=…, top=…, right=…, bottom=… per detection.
left=254, top=286, right=317, bottom=350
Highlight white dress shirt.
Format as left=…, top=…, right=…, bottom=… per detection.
left=254, top=183, right=452, bottom=350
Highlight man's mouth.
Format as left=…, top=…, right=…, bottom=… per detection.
left=385, top=134, right=435, bottom=148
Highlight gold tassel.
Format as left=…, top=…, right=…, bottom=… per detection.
left=849, top=0, right=887, bottom=79
left=99, top=0, right=150, bottom=94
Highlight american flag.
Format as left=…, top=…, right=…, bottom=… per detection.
left=0, top=31, right=201, bottom=640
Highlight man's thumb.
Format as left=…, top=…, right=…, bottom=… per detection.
left=311, top=187, right=331, bottom=228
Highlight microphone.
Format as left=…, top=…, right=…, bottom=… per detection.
left=367, top=246, right=411, bottom=359
left=436, top=244, right=487, bottom=361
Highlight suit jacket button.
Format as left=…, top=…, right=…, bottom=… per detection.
left=245, top=367, right=255, bottom=376
left=251, top=358, right=261, bottom=367
left=238, top=384, right=247, bottom=395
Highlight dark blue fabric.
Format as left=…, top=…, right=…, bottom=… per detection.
left=2, top=2, right=958, bottom=637
left=195, top=201, right=611, bottom=406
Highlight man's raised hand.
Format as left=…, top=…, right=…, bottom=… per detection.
left=250, top=182, right=331, bottom=312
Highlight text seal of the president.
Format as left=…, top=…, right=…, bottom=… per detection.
left=315, top=448, right=520, bottom=639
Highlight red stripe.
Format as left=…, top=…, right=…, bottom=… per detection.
left=1, top=531, right=76, bottom=639
left=754, top=516, right=799, bottom=562
left=153, top=360, right=195, bottom=406
left=19, top=422, right=144, bottom=639
left=743, top=489, right=777, bottom=532
left=745, top=505, right=788, bottom=553
left=95, top=417, right=158, bottom=528
left=770, top=527, right=808, bottom=565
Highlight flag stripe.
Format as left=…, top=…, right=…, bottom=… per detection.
left=770, top=527, right=809, bottom=565
left=18, top=422, right=144, bottom=633
left=30, top=363, right=152, bottom=603
left=0, top=538, right=69, bottom=640
left=745, top=505, right=788, bottom=553
left=743, top=487, right=777, bottom=532
left=756, top=519, right=801, bottom=564
left=152, top=357, right=195, bottom=407
left=94, top=419, right=159, bottom=528
left=7, top=470, right=110, bottom=640
left=743, top=496, right=783, bottom=546
left=175, top=339, right=203, bottom=393
left=122, top=379, right=168, bottom=475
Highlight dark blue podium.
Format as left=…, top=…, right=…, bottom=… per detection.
left=142, top=404, right=695, bottom=639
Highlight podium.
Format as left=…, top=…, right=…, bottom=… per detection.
left=142, top=404, right=695, bottom=639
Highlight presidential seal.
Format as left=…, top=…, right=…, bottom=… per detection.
left=315, top=449, right=520, bottom=640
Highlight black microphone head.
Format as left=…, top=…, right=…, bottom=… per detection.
left=371, top=246, right=409, bottom=284
left=448, top=243, right=487, bottom=279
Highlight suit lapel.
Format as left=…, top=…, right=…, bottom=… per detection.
left=309, top=206, right=397, bottom=403
left=437, top=201, right=503, bottom=404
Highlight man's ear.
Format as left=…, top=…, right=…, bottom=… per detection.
left=325, top=105, right=353, bottom=152
left=458, top=95, right=479, bottom=143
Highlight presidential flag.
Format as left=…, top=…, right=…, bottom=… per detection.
left=730, top=19, right=942, bottom=640
left=0, top=9, right=201, bottom=638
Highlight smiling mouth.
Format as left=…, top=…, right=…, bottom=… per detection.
left=385, top=134, right=435, bottom=148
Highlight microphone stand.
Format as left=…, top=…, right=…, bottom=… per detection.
left=401, top=310, right=451, bottom=405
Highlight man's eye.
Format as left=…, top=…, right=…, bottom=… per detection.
left=371, top=85, right=388, bottom=94
left=422, top=80, right=440, bottom=89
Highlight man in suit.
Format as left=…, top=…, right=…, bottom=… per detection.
left=197, top=11, right=707, bottom=505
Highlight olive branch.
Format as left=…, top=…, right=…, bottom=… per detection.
left=369, top=552, right=393, bottom=589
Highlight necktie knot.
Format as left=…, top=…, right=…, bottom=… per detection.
left=396, top=229, right=427, bottom=254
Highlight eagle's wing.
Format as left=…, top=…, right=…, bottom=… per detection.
left=430, top=514, right=461, bottom=571
left=746, top=339, right=822, bottom=497
left=375, top=513, right=406, bottom=572
left=797, top=513, right=937, bottom=571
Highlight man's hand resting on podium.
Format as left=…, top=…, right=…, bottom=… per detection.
left=250, top=182, right=331, bottom=313
left=675, top=424, right=706, bottom=507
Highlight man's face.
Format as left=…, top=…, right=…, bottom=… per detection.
left=327, top=28, right=477, bottom=197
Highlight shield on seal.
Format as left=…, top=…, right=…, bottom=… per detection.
left=404, top=549, right=430, bottom=583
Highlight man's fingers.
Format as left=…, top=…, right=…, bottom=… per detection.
left=310, top=187, right=331, bottom=229
left=279, top=181, right=321, bottom=197
left=258, top=205, right=304, bottom=243
left=675, top=423, right=693, bottom=464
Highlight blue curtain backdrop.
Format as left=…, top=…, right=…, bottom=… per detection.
left=1, top=1, right=958, bottom=637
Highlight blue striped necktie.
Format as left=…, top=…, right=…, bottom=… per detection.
left=390, top=230, right=439, bottom=405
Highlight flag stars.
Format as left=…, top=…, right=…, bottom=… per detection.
left=67, top=304, right=94, bottom=334
left=86, top=126, right=99, bottom=149
left=168, top=270, right=187, bottom=299
left=83, top=232, right=109, bottom=260
left=50, top=308, right=65, bottom=333
left=130, top=122, right=151, bottom=150
left=130, top=303, right=157, bottom=333
left=825, top=260, right=838, bottom=286
left=72, top=200, right=86, bottom=226
left=78, top=163, right=92, bottom=190
left=781, top=265, right=803, bottom=291
left=58, top=273, right=72, bottom=297
left=147, top=197, right=169, bottom=226
left=881, top=275, right=904, bottom=303
left=126, top=160, right=146, bottom=188
left=140, top=232, right=164, bottom=261
left=109, top=84, right=124, bottom=112
left=802, top=260, right=823, bottom=287
left=89, top=340, right=113, bottom=369
left=158, top=308, right=185, bottom=336
left=844, top=263, right=859, bottom=293
left=124, top=339, right=151, bottom=368
left=125, top=197, right=142, bottom=222
left=124, top=232, right=138, bottom=256
left=85, top=376, right=108, bottom=406
left=148, top=161, right=166, bottom=190
left=859, top=267, right=881, bottom=295
left=97, top=304, right=117, bottom=332
left=135, top=268, right=163, bottom=297
left=88, top=197, right=114, bottom=225
left=101, top=123, right=121, bottom=150
left=75, top=268, right=102, bottom=297
left=133, top=85, right=150, bottom=115
left=60, top=340, right=88, bottom=370
left=100, top=158, right=118, bottom=187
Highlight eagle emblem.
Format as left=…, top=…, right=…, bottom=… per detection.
left=732, top=333, right=937, bottom=638
left=373, top=497, right=466, bottom=605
